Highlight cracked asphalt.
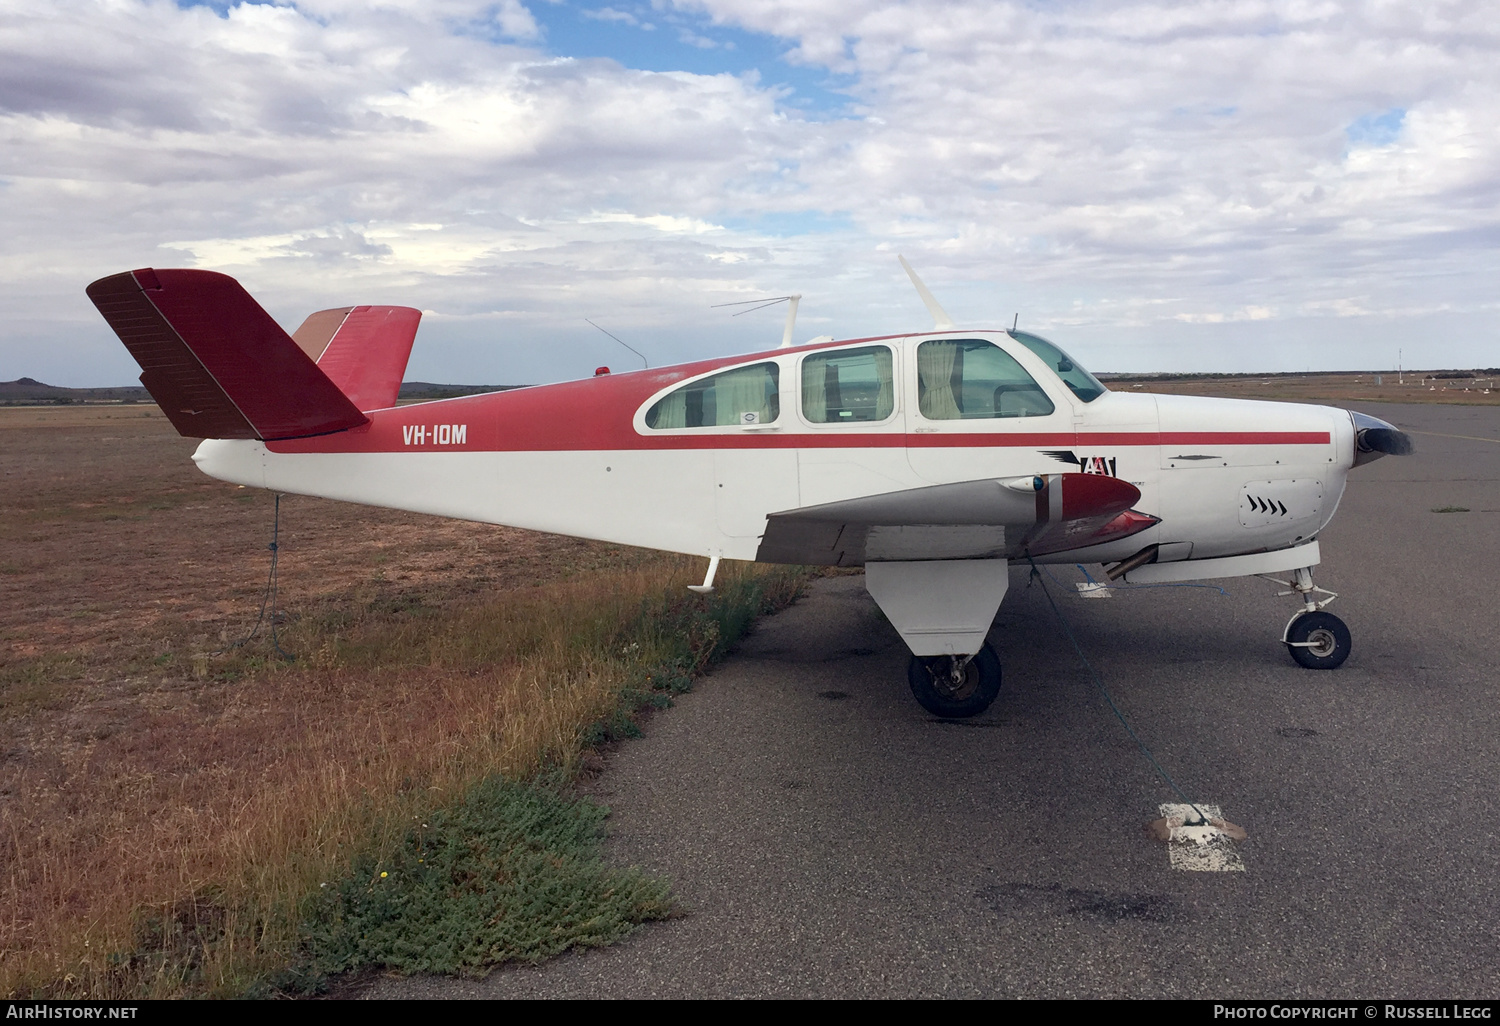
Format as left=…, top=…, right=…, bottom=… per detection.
left=368, top=402, right=1500, bottom=999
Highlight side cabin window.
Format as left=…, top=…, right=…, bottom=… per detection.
left=645, top=362, right=780, bottom=428
left=802, top=346, right=895, bottom=423
left=916, top=338, right=1056, bottom=419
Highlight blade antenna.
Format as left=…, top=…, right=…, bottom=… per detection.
left=711, top=294, right=802, bottom=348
left=584, top=319, right=648, bottom=368
left=897, top=255, right=956, bottom=330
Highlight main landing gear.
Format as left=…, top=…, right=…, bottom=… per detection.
left=907, top=644, right=1002, bottom=718
left=1265, top=566, right=1351, bottom=670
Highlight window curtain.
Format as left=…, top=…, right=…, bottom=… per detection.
left=917, top=341, right=961, bottom=420
left=648, top=391, right=687, bottom=428
left=713, top=364, right=777, bottom=424
left=801, top=358, right=829, bottom=422
left=874, top=347, right=895, bottom=420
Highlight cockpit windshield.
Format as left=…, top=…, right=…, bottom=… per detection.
left=1009, top=331, right=1107, bottom=403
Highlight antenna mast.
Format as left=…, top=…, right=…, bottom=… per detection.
left=712, top=294, right=802, bottom=348
left=897, top=255, right=956, bottom=330
left=584, top=319, right=648, bottom=368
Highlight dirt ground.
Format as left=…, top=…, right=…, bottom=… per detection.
left=1, top=403, right=661, bottom=786
left=1, top=406, right=640, bottom=661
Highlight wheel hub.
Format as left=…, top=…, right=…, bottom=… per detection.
left=1305, top=628, right=1337, bottom=658
left=931, top=658, right=979, bottom=700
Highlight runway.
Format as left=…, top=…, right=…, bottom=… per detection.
left=371, top=402, right=1500, bottom=999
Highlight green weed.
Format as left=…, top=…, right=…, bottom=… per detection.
left=284, top=776, right=672, bottom=990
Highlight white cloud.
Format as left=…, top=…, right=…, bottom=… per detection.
left=576, top=212, right=724, bottom=233
left=584, top=6, right=645, bottom=27
left=3, top=0, right=1499, bottom=385
left=676, top=27, right=724, bottom=49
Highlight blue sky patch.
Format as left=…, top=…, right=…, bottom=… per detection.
left=516, top=2, right=857, bottom=117
left=718, top=210, right=856, bottom=237
left=1346, top=108, right=1405, bottom=147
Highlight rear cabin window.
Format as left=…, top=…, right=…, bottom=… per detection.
left=916, top=339, right=1055, bottom=419
left=645, top=362, right=780, bottom=428
left=801, top=346, right=895, bottom=423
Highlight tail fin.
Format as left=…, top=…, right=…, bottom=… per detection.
left=290, top=304, right=421, bottom=412
left=86, top=268, right=369, bottom=440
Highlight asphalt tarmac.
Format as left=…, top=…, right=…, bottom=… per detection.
left=370, top=402, right=1499, bottom=999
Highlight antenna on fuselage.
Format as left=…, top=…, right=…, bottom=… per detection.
left=897, top=255, right=956, bottom=331
left=711, top=294, right=802, bottom=348
left=584, top=319, right=648, bottom=368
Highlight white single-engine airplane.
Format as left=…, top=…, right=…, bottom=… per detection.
left=88, top=265, right=1411, bottom=717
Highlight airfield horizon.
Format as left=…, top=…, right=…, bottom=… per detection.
left=3, top=369, right=1499, bottom=418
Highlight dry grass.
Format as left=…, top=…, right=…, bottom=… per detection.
left=0, top=407, right=808, bottom=996
left=6, top=559, right=795, bottom=998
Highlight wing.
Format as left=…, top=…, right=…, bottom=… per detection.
left=755, top=473, right=1156, bottom=566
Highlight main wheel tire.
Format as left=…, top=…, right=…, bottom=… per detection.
left=907, top=644, right=1002, bottom=718
left=1286, top=611, right=1351, bottom=670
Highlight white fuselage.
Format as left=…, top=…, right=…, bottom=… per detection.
left=192, top=331, right=1357, bottom=570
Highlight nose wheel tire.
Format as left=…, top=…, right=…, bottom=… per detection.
left=1285, top=611, right=1351, bottom=670
left=908, top=644, right=1002, bottom=718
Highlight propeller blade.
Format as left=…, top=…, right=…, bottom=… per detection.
left=1351, top=410, right=1414, bottom=464
left=1359, top=426, right=1415, bottom=455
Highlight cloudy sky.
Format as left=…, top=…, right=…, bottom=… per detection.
left=3, top=0, right=1496, bottom=386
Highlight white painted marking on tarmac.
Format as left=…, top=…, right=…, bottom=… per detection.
left=1159, top=803, right=1245, bottom=872
left=1075, top=582, right=1113, bottom=599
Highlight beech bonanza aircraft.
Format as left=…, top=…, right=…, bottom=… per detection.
left=87, top=265, right=1411, bottom=717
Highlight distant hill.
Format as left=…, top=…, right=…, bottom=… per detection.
left=397, top=382, right=519, bottom=401
left=0, top=377, right=151, bottom=405
left=2, top=378, right=520, bottom=407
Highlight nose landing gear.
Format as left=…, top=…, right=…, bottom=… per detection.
left=1263, top=566, right=1351, bottom=669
